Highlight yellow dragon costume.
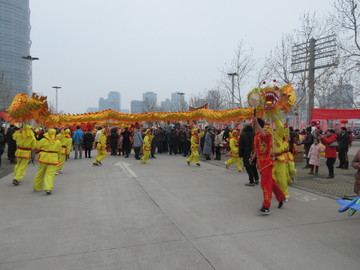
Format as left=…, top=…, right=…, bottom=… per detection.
left=248, top=82, right=297, bottom=199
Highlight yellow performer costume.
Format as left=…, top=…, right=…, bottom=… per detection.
left=12, top=125, right=36, bottom=185
left=284, top=140, right=297, bottom=182
left=187, top=129, right=201, bottom=166
left=33, top=129, right=62, bottom=194
left=225, top=130, right=242, bottom=172
left=56, top=129, right=72, bottom=173
left=272, top=119, right=290, bottom=199
left=141, top=129, right=151, bottom=164
left=93, top=129, right=107, bottom=166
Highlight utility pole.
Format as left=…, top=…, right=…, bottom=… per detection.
left=227, top=72, right=238, bottom=108
left=52, top=86, right=61, bottom=113
left=291, top=35, right=337, bottom=122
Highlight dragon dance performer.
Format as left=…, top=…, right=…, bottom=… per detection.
left=272, top=119, right=291, bottom=199
left=56, top=128, right=72, bottom=174
left=282, top=122, right=297, bottom=184
left=141, top=129, right=152, bottom=164
left=12, top=124, right=37, bottom=186
left=251, top=118, right=286, bottom=215
left=33, top=129, right=62, bottom=194
left=225, top=130, right=242, bottom=172
left=93, top=128, right=107, bottom=166
left=187, top=128, right=201, bottom=166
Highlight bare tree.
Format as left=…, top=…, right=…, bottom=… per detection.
left=206, top=89, right=227, bottom=111
left=219, top=41, right=256, bottom=108
left=332, top=0, right=360, bottom=70
left=189, top=93, right=207, bottom=109
left=259, top=12, right=337, bottom=124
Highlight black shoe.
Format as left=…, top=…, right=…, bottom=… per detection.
left=258, top=206, right=270, bottom=215
left=255, top=180, right=259, bottom=185
left=245, top=183, right=255, bottom=186
left=326, top=175, right=334, bottom=179
left=97, top=161, right=102, bottom=165
left=45, top=190, right=52, bottom=195
left=12, top=179, right=19, bottom=186
left=196, top=163, right=200, bottom=166
left=187, top=161, right=190, bottom=165
left=278, top=199, right=285, bottom=209
left=336, top=166, right=342, bottom=168
left=93, top=162, right=99, bottom=166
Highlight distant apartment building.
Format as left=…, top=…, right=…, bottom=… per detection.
left=0, top=0, right=32, bottom=110
left=86, top=107, right=98, bottom=113
left=160, top=92, right=185, bottom=112
left=142, top=91, right=157, bottom=112
left=131, top=100, right=144, bottom=114
left=99, top=91, right=121, bottom=111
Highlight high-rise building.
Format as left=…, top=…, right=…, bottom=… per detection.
left=0, top=0, right=32, bottom=110
left=160, top=92, right=186, bottom=112
left=142, top=91, right=157, bottom=112
left=98, top=91, right=121, bottom=111
left=130, top=100, right=144, bottom=114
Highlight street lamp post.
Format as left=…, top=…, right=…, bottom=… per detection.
left=227, top=72, right=238, bottom=108
left=52, top=86, right=61, bottom=113
left=176, top=92, right=185, bottom=111
left=22, top=55, right=39, bottom=94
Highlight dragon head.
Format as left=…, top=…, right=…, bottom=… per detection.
left=247, top=82, right=296, bottom=113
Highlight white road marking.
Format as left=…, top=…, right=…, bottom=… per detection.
left=114, top=161, right=137, bottom=178
left=292, top=190, right=318, bottom=202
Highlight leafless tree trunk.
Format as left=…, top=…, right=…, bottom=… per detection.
left=219, top=41, right=256, bottom=108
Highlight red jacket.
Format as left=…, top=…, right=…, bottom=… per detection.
left=321, top=134, right=338, bottom=158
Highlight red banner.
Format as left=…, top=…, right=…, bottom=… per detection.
left=189, top=103, right=208, bottom=111
left=312, top=108, right=360, bottom=120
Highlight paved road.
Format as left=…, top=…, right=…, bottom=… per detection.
left=0, top=152, right=359, bottom=270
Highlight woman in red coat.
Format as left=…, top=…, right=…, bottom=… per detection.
left=320, top=129, right=338, bottom=179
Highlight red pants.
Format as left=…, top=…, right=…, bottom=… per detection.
left=260, top=165, right=285, bottom=208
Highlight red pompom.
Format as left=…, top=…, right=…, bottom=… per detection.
left=273, top=79, right=277, bottom=82
left=262, top=81, right=266, bottom=84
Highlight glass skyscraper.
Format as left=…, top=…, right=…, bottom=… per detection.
left=0, top=0, right=31, bottom=110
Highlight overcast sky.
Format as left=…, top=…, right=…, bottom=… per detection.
left=30, top=0, right=333, bottom=114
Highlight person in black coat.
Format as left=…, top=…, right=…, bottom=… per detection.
left=0, top=127, right=5, bottom=167
left=337, top=127, right=350, bottom=169
left=299, top=127, right=314, bottom=169
left=109, top=128, right=119, bottom=156
left=121, top=127, right=132, bottom=158
left=239, top=124, right=259, bottom=186
left=6, top=125, right=17, bottom=164
left=154, top=128, right=164, bottom=154
left=83, top=129, right=95, bottom=158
